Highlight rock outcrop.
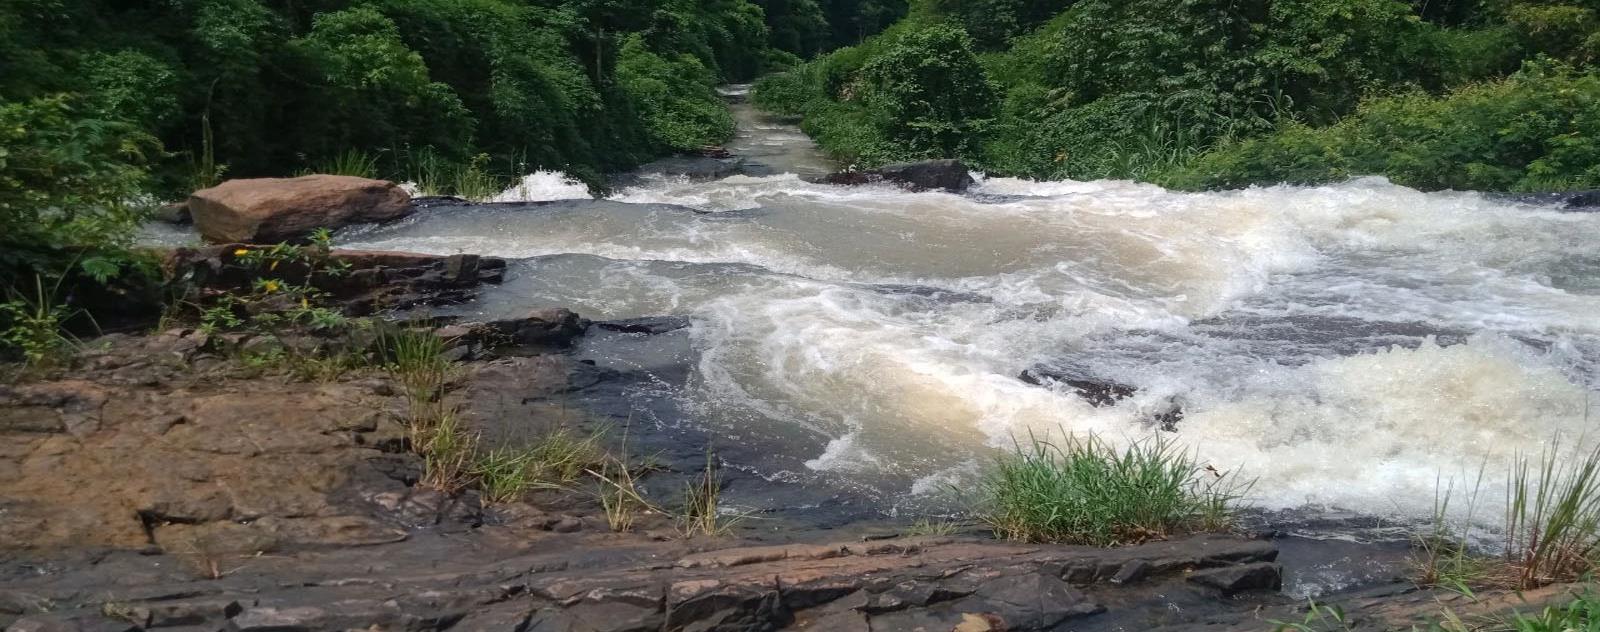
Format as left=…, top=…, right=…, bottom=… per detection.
left=164, top=246, right=505, bottom=316
left=189, top=175, right=412, bottom=244
left=821, top=159, right=976, bottom=192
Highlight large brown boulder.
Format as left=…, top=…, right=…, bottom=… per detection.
left=189, top=175, right=412, bottom=244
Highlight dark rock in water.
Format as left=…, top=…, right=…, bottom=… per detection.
left=821, top=159, right=976, bottom=192
left=410, top=195, right=472, bottom=209
left=152, top=202, right=191, bottom=224
left=595, top=316, right=692, bottom=335
left=1187, top=562, right=1284, bottom=595
left=1018, top=365, right=1185, bottom=431
left=1495, top=189, right=1600, bottom=212
left=479, top=308, right=590, bottom=350
left=1018, top=367, right=1137, bottom=407
left=164, top=245, right=507, bottom=317
left=626, top=155, right=746, bottom=182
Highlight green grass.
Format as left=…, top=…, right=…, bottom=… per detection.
left=0, top=276, right=81, bottom=369
left=312, top=148, right=381, bottom=178
left=397, top=148, right=505, bottom=201
left=677, top=449, right=742, bottom=538
left=472, top=427, right=606, bottom=504
left=906, top=518, right=962, bottom=537
left=1416, top=437, right=1600, bottom=591
left=1504, top=591, right=1600, bottom=631
left=976, top=432, right=1249, bottom=545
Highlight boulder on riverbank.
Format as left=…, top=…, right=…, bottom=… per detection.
left=189, top=175, right=413, bottom=244
left=820, top=159, right=976, bottom=192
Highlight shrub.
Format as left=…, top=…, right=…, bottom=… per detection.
left=977, top=432, right=1247, bottom=545
left=616, top=35, right=735, bottom=151
left=0, top=95, right=154, bottom=288
left=856, top=24, right=997, bottom=159
left=1164, top=61, right=1600, bottom=192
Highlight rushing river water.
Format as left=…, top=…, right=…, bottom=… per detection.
left=331, top=91, right=1600, bottom=523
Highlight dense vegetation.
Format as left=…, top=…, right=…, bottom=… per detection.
left=755, top=0, right=1600, bottom=192
left=0, top=0, right=904, bottom=314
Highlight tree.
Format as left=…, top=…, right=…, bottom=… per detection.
left=859, top=25, right=998, bottom=157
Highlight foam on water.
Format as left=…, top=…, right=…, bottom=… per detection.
left=488, top=170, right=592, bottom=203
left=341, top=168, right=1600, bottom=520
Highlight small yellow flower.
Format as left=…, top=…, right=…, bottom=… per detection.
left=233, top=248, right=249, bottom=257
left=263, top=280, right=281, bottom=293
left=301, top=297, right=309, bottom=309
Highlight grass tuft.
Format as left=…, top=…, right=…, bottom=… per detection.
left=472, top=427, right=607, bottom=504
left=976, top=431, right=1249, bottom=545
left=906, top=518, right=962, bottom=537
left=677, top=449, right=742, bottom=538
left=1416, top=436, right=1600, bottom=591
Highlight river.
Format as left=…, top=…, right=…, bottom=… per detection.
left=336, top=88, right=1600, bottom=526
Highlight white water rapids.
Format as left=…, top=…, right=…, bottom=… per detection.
left=334, top=101, right=1600, bottom=522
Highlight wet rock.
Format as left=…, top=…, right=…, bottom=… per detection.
left=226, top=606, right=329, bottom=631
left=1019, top=367, right=1136, bottom=406
left=1018, top=365, right=1185, bottom=430
left=821, top=159, right=975, bottom=192
left=1111, top=559, right=1152, bottom=584
left=594, top=317, right=692, bottom=335
left=666, top=579, right=788, bottom=631
left=1499, top=189, right=1600, bottom=211
left=451, top=603, right=534, bottom=631
left=628, top=155, right=746, bottom=182
left=1187, top=562, right=1283, bottom=595
left=163, top=245, right=506, bottom=315
left=189, top=175, right=412, bottom=244
left=479, top=308, right=589, bottom=350
left=963, top=572, right=1104, bottom=628
left=152, top=202, right=191, bottom=225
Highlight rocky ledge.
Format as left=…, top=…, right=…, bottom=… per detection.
left=3, top=246, right=1594, bottom=631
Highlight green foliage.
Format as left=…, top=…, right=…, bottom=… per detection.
left=977, top=432, right=1247, bottom=545
left=0, top=95, right=154, bottom=286
left=856, top=25, right=997, bottom=158
left=0, top=276, right=80, bottom=368
left=1507, top=591, right=1600, bottom=631
left=1412, top=436, right=1600, bottom=594
left=754, top=0, right=1599, bottom=189
left=1164, top=62, right=1600, bottom=192
left=615, top=35, right=735, bottom=151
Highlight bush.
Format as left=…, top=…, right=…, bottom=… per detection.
left=978, top=433, right=1247, bottom=545
left=616, top=35, right=735, bottom=151
left=853, top=24, right=997, bottom=160
left=1163, top=61, right=1600, bottom=192
left=0, top=95, right=154, bottom=285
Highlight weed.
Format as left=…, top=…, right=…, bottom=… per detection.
left=976, top=431, right=1250, bottom=545
left=906, top=518, right=962, bottom=537
left=1271, top=601, right=1356, bottom=632
left=677, top=449, right=743, bottom=538
left=1503, top=439, right=1600, bottom=589
left=1503, top=590, right=1600, bottom=631
left=1416, top=437, right=1600, bottom=591
left=474, top=444, right=543, bottom=504
left=419, top=408, right=474, bottom=493
left=450, top=153, right=503, bottom=202
left=312, top=148, right=380, bottom=178
left=0, top=275, right=83, bottom=368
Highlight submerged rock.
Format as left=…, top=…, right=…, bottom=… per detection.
left=189, top=175, right=412, bottom=244
left=821, top=159, right=976, bottom=192
left=1018, top=365, right=1185, bottom=430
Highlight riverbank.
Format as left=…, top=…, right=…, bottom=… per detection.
left=2, top=294, right=1588, bottom=631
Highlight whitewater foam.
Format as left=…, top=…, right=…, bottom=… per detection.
left=340, top=159, right=1600, bottom=521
